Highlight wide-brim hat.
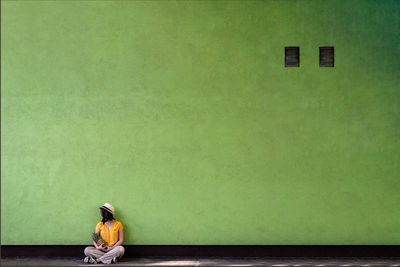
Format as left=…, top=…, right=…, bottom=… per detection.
left=99, top=203, right=115, bottom=215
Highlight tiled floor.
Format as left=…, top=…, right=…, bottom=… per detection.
left=2, top=257, right=400, bottom=267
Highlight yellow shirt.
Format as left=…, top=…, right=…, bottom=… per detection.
left=96, top=220, right=123, bottom=247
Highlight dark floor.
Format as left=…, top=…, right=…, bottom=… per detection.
left=2, top=257, right=400, bottom=267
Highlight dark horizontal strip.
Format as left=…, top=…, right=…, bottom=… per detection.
left=2, top=245, right=400, bottom=258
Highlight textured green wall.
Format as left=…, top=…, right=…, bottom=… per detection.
left=1, top=0, right=400, bottom=245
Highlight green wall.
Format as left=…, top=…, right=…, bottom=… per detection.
left=1, top=0, right=400, bottom=245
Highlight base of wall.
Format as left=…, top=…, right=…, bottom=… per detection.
left=2, top=245, right=400, bottom=258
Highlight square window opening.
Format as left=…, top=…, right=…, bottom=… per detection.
left=320, top=46, right=334, bottom=67
left=285, top=47, right=300, bottom=67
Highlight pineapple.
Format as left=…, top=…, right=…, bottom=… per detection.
left=92, top=232, right=107, bottom=247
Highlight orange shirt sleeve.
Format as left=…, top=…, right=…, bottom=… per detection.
left=96, top=222, right=102, bottom=233
left=118, top=221, right=124, bottom=231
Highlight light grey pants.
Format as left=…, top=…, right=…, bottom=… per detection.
left=84, top=246, right=125, bottom=264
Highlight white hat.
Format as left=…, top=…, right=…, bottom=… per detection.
left=99, top=203, right=115, bottom=215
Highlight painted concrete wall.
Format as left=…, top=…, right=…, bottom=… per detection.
left=1, top=0, right=399, bottom=245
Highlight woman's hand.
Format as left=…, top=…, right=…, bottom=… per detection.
left=100, top=244, right=111, bottom=252
left=93, top=241, right=102, bottom=251
left=94, top=243, right=106, bottom=251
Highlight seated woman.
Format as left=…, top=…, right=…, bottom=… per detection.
left=84, top=203, right=125, bottom=264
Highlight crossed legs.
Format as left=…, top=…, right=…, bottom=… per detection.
left=84, top=246, right=125, bottom=264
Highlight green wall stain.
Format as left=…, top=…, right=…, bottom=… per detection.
left=1, top=0, right=400, bottom=245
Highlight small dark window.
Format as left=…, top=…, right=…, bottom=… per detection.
left=285, top=47, right=300, bottom=67
left=319, top=47, right=334, bottom=67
